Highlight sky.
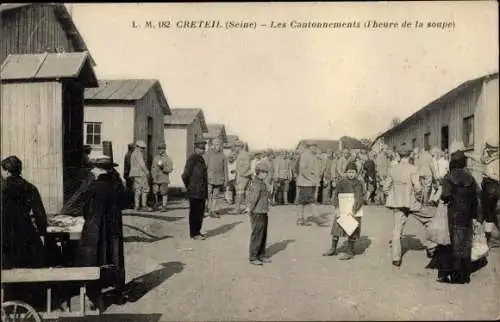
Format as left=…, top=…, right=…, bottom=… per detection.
left=69, top=2, right=498, bottom=150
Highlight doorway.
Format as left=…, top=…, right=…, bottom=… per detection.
left=441, top=126, right=449, bottom=152
left=147, top=116, right=153, bottom=169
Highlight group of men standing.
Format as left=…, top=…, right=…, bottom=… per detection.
left=123, top=140, right=173, bottom=212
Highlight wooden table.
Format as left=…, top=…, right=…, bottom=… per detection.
left=1, top=267, right=101, bottom=319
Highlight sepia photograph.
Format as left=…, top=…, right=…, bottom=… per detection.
left=0, top=2, right=499, bottom=321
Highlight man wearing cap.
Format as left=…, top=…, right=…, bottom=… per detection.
left=385, top=148, right=437, bottom=268
left=182, top=139, right=209, bottom=240
left=232, top=141, right=252, bottom=214
left=480, top=139, right=500, bottom=246
left=123, top=143, right=135, bottom=209
left=129, top=140, right=151, bottom=211
left=260, top=149, right=275, bottom=203
left=74, top=155, right=127, bottom=305
left=273, top=150, right=292, bottom=204
left=152, top=143, right=173, bottom=211
left=296, top=143, right=320, bottom=225
left=413, top=146, right=436, bottom=206
left=204, top=138, right=228, bottom=218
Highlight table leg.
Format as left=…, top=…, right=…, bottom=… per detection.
left=80, top=285, right=86, bottom=315
left=47, top=287, right=52, bottom=313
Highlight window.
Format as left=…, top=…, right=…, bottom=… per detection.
left=424, top=132, right=430, bottom=150
left=84, top=122, right=102, bottom=146
left=412, top=138, right=417, bottom=149
left=463, top=116, right=474, bottom=147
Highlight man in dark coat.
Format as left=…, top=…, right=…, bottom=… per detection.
left=363, top=152, right=377, bottom=204
left=1, top=156, right=47, bottom=269
left=436, top=150, right=479, bottom=284
left=73, top=155, right=126, bottom=305
left=182, top=139, right=208, bottom=240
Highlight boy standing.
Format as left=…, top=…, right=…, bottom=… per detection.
left=248, top=162, right=271, bottom=266
left=323, top=162, right=365, bottom=260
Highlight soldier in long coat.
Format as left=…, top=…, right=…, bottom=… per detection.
left=151, top=143, right=173, bottom=211
left=73, top=155, right=126, bottom=305
left=385, top=149, right=437, bottom=267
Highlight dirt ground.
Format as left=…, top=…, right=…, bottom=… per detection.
left=59, top=199, right=500, bottom=321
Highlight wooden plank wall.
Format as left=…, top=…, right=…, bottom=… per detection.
left=384, top=84, right=480, bottom=152
left=164, top=126, right=188, bottom=188
left=134, top=87, right=166, bottom=168
left=0, top=4, right=74, bottom=64
left=1, top=82, right=64, bottom=214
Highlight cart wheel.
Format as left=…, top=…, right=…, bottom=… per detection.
left=1, top=301, right=43, bottom=322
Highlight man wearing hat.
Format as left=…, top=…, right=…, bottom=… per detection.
left=152, top=143, right=173, bottom=212
left=123, top=143, right=135, bottom=209
left=385, top=148, right=437, bottom=267
left=232, top=141, right=252, bottom=214
left=182, top=138, right=209, bottom=240
left=204, top=138, right=228, bottom=218
left=74, top=155, right=127, bottom=305
left=129, top=140, right=151, bottom=211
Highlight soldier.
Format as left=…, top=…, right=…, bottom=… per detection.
left=385, top=148, right=436, bottom=268
left=204, top=138, right=228, bottom=218
left=129, top=140, right=151, bottom=211
left=151, top=143, right=173, bottom=211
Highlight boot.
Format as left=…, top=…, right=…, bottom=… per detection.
left=322, top=238, right=339, bottom=256
left=339, top=239, right=355, bottom=260
left=161, top=195, right=168, bottom=211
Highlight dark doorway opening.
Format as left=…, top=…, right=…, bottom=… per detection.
left=441, top=126, right=449, bottom=152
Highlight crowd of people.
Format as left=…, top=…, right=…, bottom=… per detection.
left=1, top=135, right=498, bottom=309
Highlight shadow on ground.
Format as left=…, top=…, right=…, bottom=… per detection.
left=123, top=224, right=172, bottom=243
left=51, top=313, right=163, bottom=322
left=337, top=236, right=372, bottom=255
left=205, top=221, right=243, bottom=238
left=123, top=212, right=184, bottom=222
left=101, top=261, right=185, bottom=310
left=266, top=239, right=296, bottom=258
left=400, top=234, right=426, bottom=258
left=306, top=213, right=331, bottom=227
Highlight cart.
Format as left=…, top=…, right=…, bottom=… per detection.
left=2, top=223, right=101, bottom=322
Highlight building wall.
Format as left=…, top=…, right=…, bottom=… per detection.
left=84, top=105, right=135, bottom=177
left=474, top=77, right=499, bottom=159
left=187, top=117, right=205, bottom=158
left=134, top=87, right=166, bottom=168
left=383, top=83, right=480, bottom=153
left=0, top=4, right=75, bottom=64
left=1, top=81, right=64, bottom=213
left=164, top=126, right=188, bottom=188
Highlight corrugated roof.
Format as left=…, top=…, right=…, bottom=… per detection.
left=84, top=79, right=170, bottom=114
left=164, top=108, right=208, bottom=132
left=339, top=136, right=369, bottom=150
left=203, top=124, right=227, bottom=142
left=372, top=71, right=500, bottom=147
left=1, top=52, right=97, bottom=86
left=0, top=3, right=96, bottom=66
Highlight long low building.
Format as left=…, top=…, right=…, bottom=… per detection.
left=372, top=72, right=499, bottom=162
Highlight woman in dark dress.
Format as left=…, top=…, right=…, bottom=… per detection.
left=1, top=156, right=47, bottom=269
left=73, top=155, right=127, bottom=305
left=436, top=150, right=479, bottom=284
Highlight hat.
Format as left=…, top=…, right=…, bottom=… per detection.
left=158, top=143, right=166, bottom=149
left=136, top=140, right=147, bottom=148
left=255, top=162, right=270, bottom=173
left=450, top=150, right=466, bottom=162
left=345, top=162, right=358, bottom=172
left=398, top=149, right=412, bottom=158
left=90, top=155, right=118, bottom=168
left=194, top=139, right=206, bottom=149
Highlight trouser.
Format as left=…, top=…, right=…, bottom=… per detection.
left=392, top=209, right=437, bottom=261
left=420, top=176, right=433, bottom=204
left=294, top=186, right=301, bottom=204
left=208, top=184, right=223, bottom=213
left=189, top=198, right=205, bottom=237
left=249, top=213, right=268, bottom=260
left=322, top=182, right=332, bottom=204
